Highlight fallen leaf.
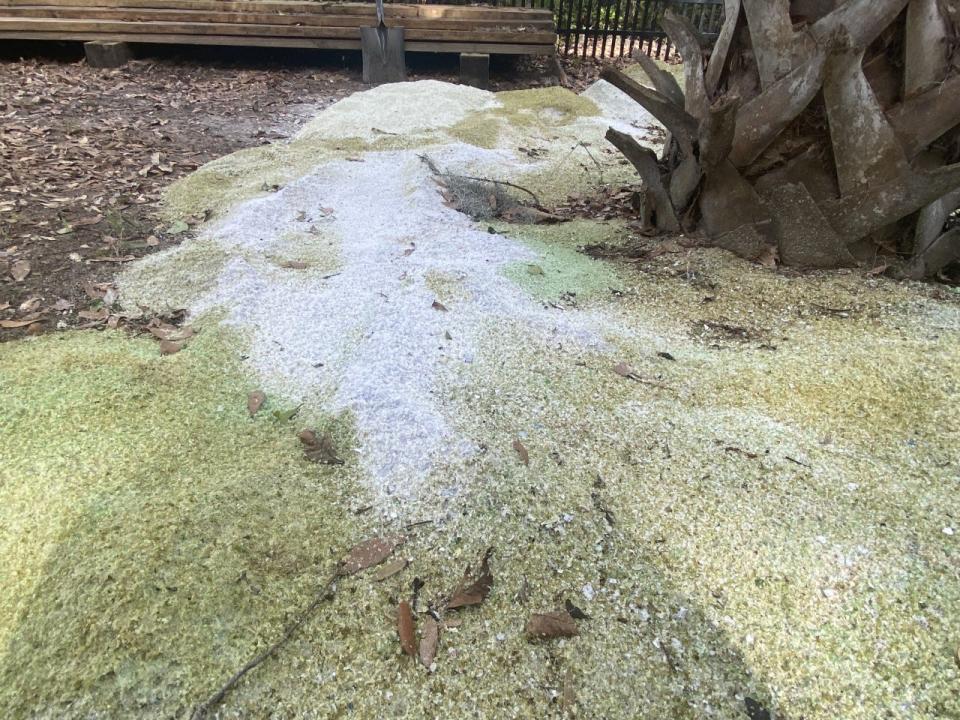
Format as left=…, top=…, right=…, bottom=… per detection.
left=297, top=428, right=318, bottom=446
left=159, top=339, right=183, bottom=355
left=339, top=535, right=405, bottom=575
left=564, top=599, right=591, bottom=620
left=419, top=616, right=439, bottom=669
left=613, top=361, right=638, bottom=379
left=52, top=298, right=74, bottom=311
left=146, top=235, right=160, bottom=247
left=247, top=390, right=266, bottom=417
left=512, top=439, right=529, bottom=466
left=78, top=307, right=109, bottom=321
left=526, top=264, right=545, bottom=275
left=525, top=610, right=579, bottom=640
left=398, top=601, right=417, bottom=657
left=18, top=296, right=41, bottom=312
left=303, top=431, right=345, bottom=465
left=10, top=260, right=30, bottom=282
left=280, top=260, right=310, bottom=269
left=0, top=318, right=40, bottom=328
left=447, top=547, right=494, bottom=610
left=431, top=300, right=448, bottom=312
left=74, top=214, right=103, bottom=227
left=373, top=558, right=409, bottom=581
left=26, top=322, right=44, bottom=335
left=756, top=246, right=779, bottom=269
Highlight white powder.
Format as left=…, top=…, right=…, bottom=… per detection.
left=123, top=80, right=661, bottom=497
left=188, top=143, right=613, bottom=496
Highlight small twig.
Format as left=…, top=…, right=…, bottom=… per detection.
left=577, top=141, right=604, bottom=184
left=404, top=519, right=435, bottom=529
left=190, top=569, right=340, bottom=720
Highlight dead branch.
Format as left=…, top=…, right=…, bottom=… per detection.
left=190, top=569, right=340, bottom=720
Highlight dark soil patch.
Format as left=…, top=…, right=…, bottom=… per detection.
left=0, top=45, right=571, bottom=340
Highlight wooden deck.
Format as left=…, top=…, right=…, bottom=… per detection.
left=0, top=0, right=557, bottom=55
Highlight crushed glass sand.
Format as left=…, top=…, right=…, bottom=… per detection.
left=2, top=78, right=951, bottom=720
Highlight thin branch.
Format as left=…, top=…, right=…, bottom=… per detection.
left=190, top=569, right=341, bottom=720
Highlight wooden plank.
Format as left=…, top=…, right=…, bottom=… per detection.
left=0, top=17, right=557, bottom=42
left=0, top=29, right=554, bottom=53
left=0, top=0, right=553, bottom=22
left=1, top=6, right=554, bottom=30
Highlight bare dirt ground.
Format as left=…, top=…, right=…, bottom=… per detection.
left=0, top=43, right=573, bottom=340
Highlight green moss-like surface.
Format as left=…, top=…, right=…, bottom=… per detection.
left=448, top=86, right=601, bottom=151
left=117, top=237, right=229, bottom=311
left=12, top=79, right=959, bottom=720
left=495, top=86, right=601, bottom=126
left=495, top=218, right=625, bottom=302
left=0, top=329, right=369, bottom=719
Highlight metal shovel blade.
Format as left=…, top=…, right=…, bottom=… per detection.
left=360, top=0, right=406, bottom=84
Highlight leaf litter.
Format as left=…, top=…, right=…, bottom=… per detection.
left=397, top=601, right=417, bottom=657
left=338, top=535, right=405, bottom=576
left=525, top=610, right=579, bottom=640
left=247, top=390, right=266, bottom=417
left=447, top=547, right=494, bottom=610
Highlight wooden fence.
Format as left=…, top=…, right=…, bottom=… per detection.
left=391, top=0, right=725, bottom=58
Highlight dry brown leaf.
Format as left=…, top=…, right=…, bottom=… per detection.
left=280, top=260, right=310, bottom=269
left=613, top=361, right=637, bottom=379
left=18, top=296, right=41, bottom=313
left=0, top=318, right=39, bottom=329
left=756, top=245, right=779, bottom=269
left=431, top=300, right=448, bottom=312
left=303, top=431, right=345, bottom=465
left=419, top=617, right=439, bottom=669
left=10, top=260, right=30, bottom=282
left=339, top=535, right=405, bottom=575
left=373, top=558, right=408, bottom=582
left=247, top=390, right=266, bottom=417
left=525, top=610, right=579, bottom=640
left=78, top=308, right=109, bottom=321
left=74, top=214, right=103, bottom=227
left=447, top=547, right=494, bottom=610
left=159, top=339, right=183, bottom=355
left=398, top=601, right=417, bottom=657
left=297, top=428, right=318, bottom=446
left=513, top=439, right=529, bottom=466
